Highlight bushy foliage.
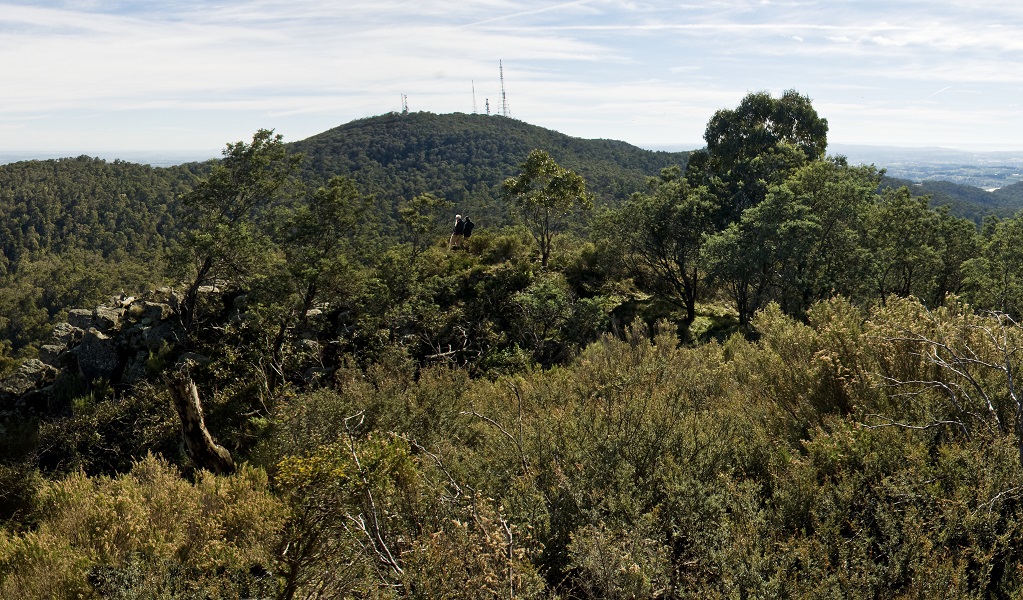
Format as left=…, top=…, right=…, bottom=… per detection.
left=10, top=104, right=1023, bottom=598
left=0, top=454, right=283, bottom=599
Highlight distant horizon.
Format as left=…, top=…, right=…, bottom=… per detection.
left=3, top=109, right=1023, bottom=169
left=4, top=141, right=1023, bottom=169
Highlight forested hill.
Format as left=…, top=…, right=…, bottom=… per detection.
left=289, top=111, right=691, bottom=220
left=0, top=156, right=202, bottom=267
left=881, top=175, right=1023, bottom=222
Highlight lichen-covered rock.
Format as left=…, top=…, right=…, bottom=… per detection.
left=94, top=306, right=124, bottom=331
left=71, top=329, right=121, bottom=381
left=141, top=301, right=173, bottom=322
left=67, top=309, right=95, bottom=330
left=38, top=344, right=67, bottom=367
left=143, top=322, right=178, bottom=351
left=0, top=359, right=58, bottom=400
left=49, top=322, right=83, bottom=347
left=121, top=351, right=150, bottom=385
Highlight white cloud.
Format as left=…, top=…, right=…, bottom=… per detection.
left=0, top=0, right=1021, bottom=150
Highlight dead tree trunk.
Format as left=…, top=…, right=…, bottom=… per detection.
left=166, top=371, right=235, bottom=475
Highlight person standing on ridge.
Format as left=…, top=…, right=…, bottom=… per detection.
left=449, top=214, right=465, bottom=251
left=462, top=216, right=475, bottom=246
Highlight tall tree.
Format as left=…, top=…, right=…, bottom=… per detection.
left=703, top=158, right=879, bottom=327
left=962, top=215, right=1023, bottom=316
left=686, top=90, right=828, bottom=224
left=772, top=159, right=878, bottom=315
left=169, top=129, right=302, bottom=472
left=610, top=166, right=718, bottom=327
left=254, top=176, right=375, bottom=391
left=503, top=149, right=593, bottom=268
left=176, top=129, right=303, bottom=339
left=703, top=187, right=818, bottom=328
left=864, top=187, right=943, bottom=302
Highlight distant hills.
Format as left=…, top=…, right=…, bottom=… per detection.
left=289, top=111, right=691, bottom=222
left=3, top=113, right=1023, bottom=235
left=879, top=177, right=1023, bottom=222
left=0, top=151, right=219, bottom=168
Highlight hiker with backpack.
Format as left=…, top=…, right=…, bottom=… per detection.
left=449, top=214, right=465, bottom=251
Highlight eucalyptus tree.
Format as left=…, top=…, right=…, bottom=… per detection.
left=610, top=166, right=718, bottom=327
left=864, top=187, right=943, bottom=302
left=503, top=149, right=593, bottom=268
left=171, top=129, right=303, bottom=472
left=703, top=158, right=879, bottom=327
left=962, top=214, right=1023, bottom=316
left=686, top=90, right=828, bottom=225
left=254, top=176, right=376, bottom=391
left=176, top=129, right=303, bottom=339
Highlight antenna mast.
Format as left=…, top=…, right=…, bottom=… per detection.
left=472, top=81, right=478, bottom=114
left=499, top=60, right=510, bottom=117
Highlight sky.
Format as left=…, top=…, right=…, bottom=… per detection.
left=1, top=0, right=1022, bottom=158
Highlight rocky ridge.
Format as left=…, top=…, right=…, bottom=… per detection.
left=0, top=290, right=183, bottom=415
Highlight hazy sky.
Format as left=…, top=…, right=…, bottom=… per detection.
left=2, top=0, right=1022, bottom=155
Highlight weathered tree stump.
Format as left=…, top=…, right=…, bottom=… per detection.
left=165, top=371, right=234, bottom=475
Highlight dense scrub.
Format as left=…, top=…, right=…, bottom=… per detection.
left=7, top=299, right=1023, bottom=597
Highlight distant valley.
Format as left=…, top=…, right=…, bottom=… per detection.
left=831, top=144, right=1023, bottom=190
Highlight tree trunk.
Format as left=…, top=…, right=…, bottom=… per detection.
left=166, top=372, right=235, bottom=474
left=684, top=293, right=697, bottom=329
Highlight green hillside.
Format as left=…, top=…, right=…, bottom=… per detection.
left=0, top=156, right=201, bottom=266
left=0, top=114, right=692, bottom=354
left=993, top=180, right=1023, bottom=208
left=290, top=111, right=691, bottom=222
left=880, top=175, right=1023, bottom=222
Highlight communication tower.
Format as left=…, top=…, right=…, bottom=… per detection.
left=401, top=94, right=409, bottom=114
left=499, top=60, right=510, bottom=117
left=472, top=81, right=478, bottom=114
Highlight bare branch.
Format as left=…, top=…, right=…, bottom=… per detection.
left=862, top=413, right=969, bottom=438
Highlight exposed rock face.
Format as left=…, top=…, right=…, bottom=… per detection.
left=141, top=302, right=173, bottom=322
left=38, top=345, right=66, bottom=367
left=142, top=322, right=178, bottom=351
left=0, top=359, right=58, bottom=400
left=71, top=329, right=121, bottom=381
left=93, top=306, right=124, bottom=331
left=49, top=322, right=83, bottom=347
left=67, top=309, right=95, bottom=330
left=5, top=291, right=185, bottom=413
left=121, top=351, right=150, bottom=386
left=4, top=288, right=247, bottom=475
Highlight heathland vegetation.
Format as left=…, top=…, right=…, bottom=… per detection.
left=5, top=91, right=1023, bottom=597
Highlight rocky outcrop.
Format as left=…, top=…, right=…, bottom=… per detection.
left=0, top=359, right=58, bottom=401
left=0, top=290, right=186, bottom=414
left=70, top=329, right=121, bottom=381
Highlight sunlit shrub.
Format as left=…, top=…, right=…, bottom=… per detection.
left=0, top=454, right=284, bottom=598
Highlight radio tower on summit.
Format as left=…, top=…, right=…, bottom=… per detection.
left=499, top=60, right=510, bottom=117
